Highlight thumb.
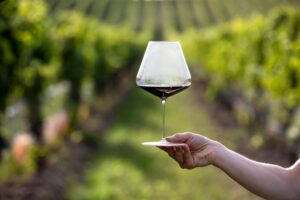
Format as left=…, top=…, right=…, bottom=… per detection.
left=166, top=132, right=192, bottom=143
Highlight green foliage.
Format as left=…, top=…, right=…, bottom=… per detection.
left=0, top=146, right=37, bottom=183
left=52, top=10, right=145, bottom=94
left=0, top=0, right=146, bottom=181
left=0, top=0, right=146, bottom=109
left=181, top=7, right=300, bottom=146
left=49, top=0, right=300, bottom=36
left=0, top=0, right=52, bottom=109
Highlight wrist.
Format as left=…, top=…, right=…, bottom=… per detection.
left=209, top=141, right=227, bottom=167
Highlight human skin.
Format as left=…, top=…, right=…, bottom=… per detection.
left=159, top=132, right=300, bottom=200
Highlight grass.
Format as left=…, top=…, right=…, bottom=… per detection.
left=67, top=86, right=262, bottom=200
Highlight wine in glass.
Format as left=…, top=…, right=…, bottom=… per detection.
left=136, top=41, right=191, bottom=146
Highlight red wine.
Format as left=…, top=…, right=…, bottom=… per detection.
left=139, top=85, right=190, bottom=99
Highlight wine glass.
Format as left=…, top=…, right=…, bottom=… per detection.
left=136, top=41, right=191, bottom=146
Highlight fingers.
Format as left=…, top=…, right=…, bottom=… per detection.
left=158, top=146, right=180, bottom=157
left=182, top=145, right=195, bottom=169
left=173, top=147, right=184, bottom=168
left=158, top=145, right=196, bottom=169
left=158, top=132, right=215, bottom=168
left=166, top=132, right=192, bottom=143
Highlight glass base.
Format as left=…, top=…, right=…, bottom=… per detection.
left=142, top=139, right=186, bottom=147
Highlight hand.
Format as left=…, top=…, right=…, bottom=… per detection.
left=159, top=132, right=221, bottom=169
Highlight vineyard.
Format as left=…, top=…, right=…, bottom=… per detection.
left=181, top=6, right=300, bottom=152
left=1, top=0, right=300, bottom=199
left=48, top=0, right=300, bottom=38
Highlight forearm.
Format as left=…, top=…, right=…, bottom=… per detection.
left=212, top=144, right=298, bottom=200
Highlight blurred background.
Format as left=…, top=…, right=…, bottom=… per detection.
left=0, top=0, right=300, bottom=199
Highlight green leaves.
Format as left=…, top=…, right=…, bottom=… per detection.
left=0, top=0, right=146, bottom=148
left=0, top=0, right=146, bottom=106
left=182, top=6, right=300, bottom=144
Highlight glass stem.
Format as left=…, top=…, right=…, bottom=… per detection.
left=162, top=97, right=166, bottom=142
